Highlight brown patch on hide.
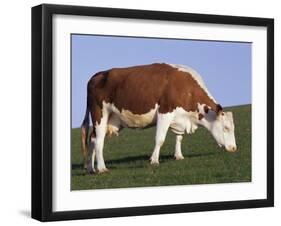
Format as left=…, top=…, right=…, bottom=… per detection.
left=198, top=113, right=204, bottom=120
left=86, top=63, right=221, bottom=126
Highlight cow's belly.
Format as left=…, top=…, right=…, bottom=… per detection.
left=110, top=103, right=158, bottom=128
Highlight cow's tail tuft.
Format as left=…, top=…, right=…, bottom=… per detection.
left=81, top=98, right=90, bottom=169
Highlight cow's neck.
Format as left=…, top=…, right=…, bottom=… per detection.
left=197, top=96, right=218, bottom=114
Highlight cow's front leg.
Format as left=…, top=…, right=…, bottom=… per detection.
left=150, top=112, right=174, bottom=165
left=174, top=135, right=184, bottom=160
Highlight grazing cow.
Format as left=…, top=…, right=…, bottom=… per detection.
left=81, top=63, right=237, bottom=173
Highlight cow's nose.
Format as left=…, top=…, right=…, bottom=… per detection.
left=226, top=145, right=237, bottom=152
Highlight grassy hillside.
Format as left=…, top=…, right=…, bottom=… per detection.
left=71, top=105, right=251, bottom=190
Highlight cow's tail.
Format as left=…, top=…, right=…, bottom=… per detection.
left=81, top=97, right=90, bottom=169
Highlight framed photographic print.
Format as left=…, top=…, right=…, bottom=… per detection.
left=32, top=4, right=274, bottom=221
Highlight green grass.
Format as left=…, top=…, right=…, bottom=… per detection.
left=71, top=104, right=251, bottom=190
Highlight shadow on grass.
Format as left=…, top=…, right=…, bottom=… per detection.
left=72, top=151, right=216, bottom=171
left=186, top=151, right=215, bottom=158
left=72, top=163, right=84, bottom=170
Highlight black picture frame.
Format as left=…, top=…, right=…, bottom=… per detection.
left=32, top=3, right=274, bottom=222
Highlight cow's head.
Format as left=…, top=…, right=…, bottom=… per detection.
left=202, top=110, right=237, bottom=152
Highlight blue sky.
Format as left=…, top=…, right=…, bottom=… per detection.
left=72, top=34, right=251, bottom=128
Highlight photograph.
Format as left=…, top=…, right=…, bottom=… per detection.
left=31, top=3, right=273, bottom=221
left=71, top=34, right=252, bottom=190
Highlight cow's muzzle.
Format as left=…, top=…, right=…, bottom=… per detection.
left=225, top=145, right=237, bottom=152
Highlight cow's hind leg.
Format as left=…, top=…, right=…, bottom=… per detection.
left=87, top=103, right=110, bottom=174
left=94, top=108, right=110, bottom=173
left=86, top=134, right=96, bottom=173
left=150, top=112, right=174, bottom=165
left=174, top=135, right=184, bottom=160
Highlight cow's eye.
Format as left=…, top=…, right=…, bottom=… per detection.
left=223, top=126, right=230, bottom=132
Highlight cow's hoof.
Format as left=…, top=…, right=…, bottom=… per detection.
left=97, top=168, right=109, bottom=174
left=150, top=159, right=159, bottom=165
left=86, top=165, right=95, bottom=174
left=174, top=155, right=184, bottom=160
left=87, top=168, right=95, bottom=174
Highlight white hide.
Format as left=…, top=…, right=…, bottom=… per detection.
left=169, top=64, right=217, bottom=103
left=197, top=103, right=207, bottom=115
left=105, top=102, right=158, bottom=129
left=170, top=107, right=199, bottom=135
left=91, top=104, right=110, bottom=172
left=174, top=135, right=184, bottom=160
left=104, top=100, right=200, bottom=137
left=150, top=111, right=175, bottom=164
left=198, top=111, right=237, bottom=152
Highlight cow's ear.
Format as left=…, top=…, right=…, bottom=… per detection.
left=204, top=105, right=209, bottom=114
left=216, top=104, right=223, bottom=115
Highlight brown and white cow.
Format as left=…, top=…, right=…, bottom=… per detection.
left=81, top=63, right=237, bottom=173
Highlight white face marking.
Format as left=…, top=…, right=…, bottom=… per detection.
left=199, top=111, right=237, bottom=151
left=107, top=102, right=159, bottom=128
left=168, top=64, right=216, bottom=103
